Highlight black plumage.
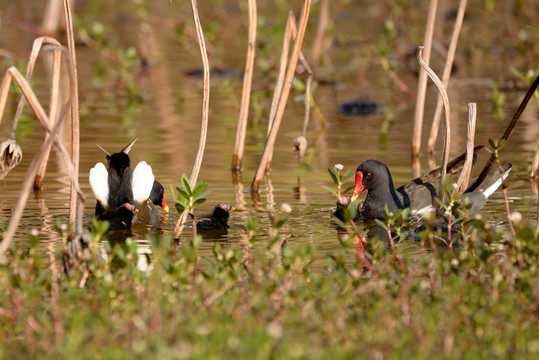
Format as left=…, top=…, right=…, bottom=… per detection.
left=196, top=203, right=234, bottom=231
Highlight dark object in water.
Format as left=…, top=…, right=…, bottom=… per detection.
left=185, top=67, right=242, bottom=79
left=337, top=99, right=384, bottom=117
left=196, top=203, right=235, bottom=231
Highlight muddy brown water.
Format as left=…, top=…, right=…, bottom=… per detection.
left=0, top=1, right=537, bottom=267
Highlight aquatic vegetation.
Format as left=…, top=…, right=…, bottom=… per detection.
left=1, top=202, right=539, bottom=358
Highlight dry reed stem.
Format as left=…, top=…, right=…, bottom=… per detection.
left=264, top=13, right=294, bottom=170
left=251, top=0, right=312, bottom=192
left=35, top=48, right=62, bottom=189
left=63, top=0, right=80, bottom=228
left=380, top=57, right=415, bottom=100
left=42, top=0, right=63, bottom=35
left=0, top=63, right=82, bottom=198
left=0, top=72, right=79, bottom=254
left=231, top=0, right=257, bottom=170
left=529, top=141, right=539, bottom=179
left=411, top=0, right=438, bottom=164
left=268, top=15, right=313, bottom=168
left=268, top=13, right=295, bottom=135
left=456, top=103, right=476, bottom=191
left=427, top=0, right=467, bottom=155
left=310, top=0, right=329, bottom=65
left=467, top=73, right=539, bottom=192
left=417, top=46, right=450, bottom=201
left=173, top=0, right=211, bottom=240
left=8, top=37, right=61, bottom=137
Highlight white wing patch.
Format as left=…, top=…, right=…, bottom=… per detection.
left=132, top=161, right=155, bottom=204
left=479, top=168, right=510, bottom=199
left=89, top=162, right=109, bottom=207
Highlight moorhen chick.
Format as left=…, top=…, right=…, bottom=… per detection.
left=89, top=138, right=168, bottom=230
left=196, top=203, right=234, bottom=231
left=349, top=155, right=511, bottom=221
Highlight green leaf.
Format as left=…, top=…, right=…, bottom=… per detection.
left=509, top=66, right=524, bottom=81
left=488, top=138, right=497, bottom=150
left=342, top=185, right=356, bottom=195
left=175, top=187, right=190, bottom=202
left=327, top=168, right=338, bottom=185
left=321, top=185, right=339, bottom=198
left=434, top=197, right=449, bottom=211
left=192, top=189, right=211, bottom=202
left=192, top=181, right=208, bottom=195
left=193, top=198, right=207, bottom=206
left=292, top=78, right=306, bottom=91
left=374, top=219, right=388, bottom=231
left=174, top=200, right=189, bottom=213
left=342, top=169, right=354, bottom=183
left=181, top=174, right=192, bottom=194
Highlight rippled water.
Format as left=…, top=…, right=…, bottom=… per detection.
left=0, top=1, right=537, bottom=263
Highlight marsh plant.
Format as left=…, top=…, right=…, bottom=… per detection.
left=172, top=174, right=211, bottom=238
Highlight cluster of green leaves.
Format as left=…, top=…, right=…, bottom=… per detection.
left=1, top=201, right=539, bottom=359
left=323, top=164, right=355, bottom=199
left=1, top=206, right=539, bottom=358
left=171, top=174, right=210, bottom=215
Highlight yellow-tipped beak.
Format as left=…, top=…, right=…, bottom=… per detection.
left=162, top=199, right=169, bottom=213
left=351, top=171, right=364, bottom=202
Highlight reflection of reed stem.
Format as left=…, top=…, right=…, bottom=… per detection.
left=174, top=0, right=211, bottom=240
left=427, top=0, right=467, bottom=155
left=251, top=0, right=312, bottom=192
left=0, top=101, right=71, bottom=254
left=411, top=0, right=437, bottom=164
left=231, top=0, right=257, bottom=170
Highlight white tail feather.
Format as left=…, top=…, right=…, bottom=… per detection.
left=478, top=167, right=510, bottom=199
left=89, top=162, right=109, bottom=207
left=132, top=161, right=155, bottom=204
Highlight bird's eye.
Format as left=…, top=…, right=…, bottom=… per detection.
left=366, top=173, right=372, bottom=179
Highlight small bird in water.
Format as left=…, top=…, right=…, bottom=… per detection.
left=196, top=203, right=235, bottom=231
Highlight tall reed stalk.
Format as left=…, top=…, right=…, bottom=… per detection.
left=63, top=0, right=80, bottom=228
left=251, top=0, right=311, bottom=193
left=231, top=0, right=257, bottom=171
left=427, top=0, right=468, bottom=155
left=173, top=0, right=211, bottom=240
left=411, top=0, right=437, bottom=176
left=456, top=103, right=476, bottom=192
left=417, top=46, right=450, bottom=201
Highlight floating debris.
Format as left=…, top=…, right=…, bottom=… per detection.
left=337, top=99, right=384, bottom=117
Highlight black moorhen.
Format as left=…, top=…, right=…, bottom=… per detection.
left=89, top=138, right=168, bottom=230
left=348, top=154, right=512, bottom=221
left=196, top=203, right=235, bottom=231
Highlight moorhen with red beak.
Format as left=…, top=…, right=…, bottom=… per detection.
left=196, top=203, right=235, bottom=231
left=349, top=152, right=511, bottom=221
left=89, top=138, right=168, bottom=230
